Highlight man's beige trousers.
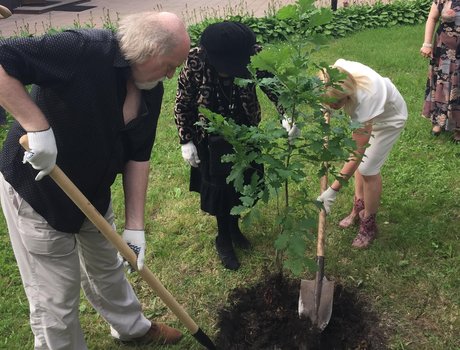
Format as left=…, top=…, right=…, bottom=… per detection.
left=0, top=173, right=150, bottom=350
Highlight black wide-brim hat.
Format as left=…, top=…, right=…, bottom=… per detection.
left=199, top=21, right=256, bottom=78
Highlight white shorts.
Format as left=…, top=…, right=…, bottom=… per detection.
left=358, top=118, right=406, bottom=176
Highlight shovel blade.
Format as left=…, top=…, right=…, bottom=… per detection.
left=298, top=277, right=334, bottom=331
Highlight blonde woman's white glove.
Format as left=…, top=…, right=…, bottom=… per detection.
left=181, top=141, right=200, bottom=167
left=316, top=187, right=338, bottom=215
left=281, top=115, right=301, bottom=142
left=22, top=128, right=57, bottom=181
left=121, top=229, right=145, bottom=272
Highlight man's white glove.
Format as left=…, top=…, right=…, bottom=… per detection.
left=121, top=229, right=146, bottom=272
left=22, top=128, right=57, bottom=181
left=281, top=115, right=301, bottom=143
left=181, top=141, right=200, bottom=167
left=316, top=187, right=338, bottom=215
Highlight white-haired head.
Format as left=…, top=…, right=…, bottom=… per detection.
left=118, top=11, right=189, bottom=64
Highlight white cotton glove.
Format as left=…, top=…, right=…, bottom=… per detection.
left=121, top=229, right=146, bottom=272
left=181, top=141, right=200, bottom=167
left=316, top=187, right=338, bottom=215
left=22, top=128, right=57, bottom=181
left=281, top=115, right=301, bottom=143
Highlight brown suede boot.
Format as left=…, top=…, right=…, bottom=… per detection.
left=352, top=212, right=378, bottom=249
left=126, top=322, right=183, bottom=345
left=339, top=197, right=365, bottom=229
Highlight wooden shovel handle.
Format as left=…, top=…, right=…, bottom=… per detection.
left=317, top=177, right=327, bottom=257
left=317, top=111, right=330, bottom=257
left=19, top=135, right=199, bottom=333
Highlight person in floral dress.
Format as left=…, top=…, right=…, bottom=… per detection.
left=421, top=0, right=460, bottom=142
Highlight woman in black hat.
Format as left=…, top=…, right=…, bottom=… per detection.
left=174, top=21, right=285, bottom=270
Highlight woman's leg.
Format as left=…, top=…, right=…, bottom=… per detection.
left=339, top=173, right=365, bottom=228
left=228, top=215, right=252, bottom=249
left=352, top=172, right=381, bottom=248
left=362, top=173, right=382, bottom=217
left=352, top=116, right=404, bottom=247
left=215, top=215, right=240, bottom=270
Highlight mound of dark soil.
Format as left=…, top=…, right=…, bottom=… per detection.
left=215, top=273, right=388, bottom=349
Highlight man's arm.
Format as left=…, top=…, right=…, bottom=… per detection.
left=121, top=160, right=150, bottom=271
left=0, top=65, right=57, bottom=180
left=123, top=160, right=150, bottom=230
left=0, top=65, right=49, bottom=131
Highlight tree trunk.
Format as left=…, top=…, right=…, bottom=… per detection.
left=331, top=0, right=338, bottom=11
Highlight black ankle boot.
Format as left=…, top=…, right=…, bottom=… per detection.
left=215, top=236, right=240, bottom=270
left=230, top=231, right=252, bottom=250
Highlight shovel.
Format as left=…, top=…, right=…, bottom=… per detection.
left=20, top=136, right=216, bottom=350
left=298, top=113, right=334, bottom=331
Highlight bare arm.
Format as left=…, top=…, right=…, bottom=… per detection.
left=0, top=65, right=49, bottom=131
left=123, top=160, right=150, bottom=230
left=330, top=123, right=372, bottom=191
left=420, top=3, right=440, bottom=58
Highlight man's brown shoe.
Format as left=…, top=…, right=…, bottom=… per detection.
left=128, top=322, right=183, bottom=345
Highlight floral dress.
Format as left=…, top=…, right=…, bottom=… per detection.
left=174, top=46, right=283, bottom=216
left=423, top=0, right=460, bottom=131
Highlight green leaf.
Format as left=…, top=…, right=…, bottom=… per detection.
left=240, top=196, right=255, bottom=207
left=308, top=8, right=333, bottom=28
left=276, top=5, right=298, bottom=21
left=274, top=233, right=289, bottom=250
left=230, top=205, right=247, bottom=216
left=298, top=0, right=315, bottom=13
left=283, top=259, right=304, bottom=276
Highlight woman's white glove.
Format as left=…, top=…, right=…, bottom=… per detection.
left=121, top=229, right=145, bottom=272
left=181, top=141, right=200, bottom=167
left=22, top=128, right=57, bottom=181
left=316, top=187, right=338, bottom=215
left=281, top=115, right=301, bottom=143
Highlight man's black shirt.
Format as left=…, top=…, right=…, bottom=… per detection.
left=0, top=29, right=163, bottom=232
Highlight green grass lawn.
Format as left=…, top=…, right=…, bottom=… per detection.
left=0, top=23, right=459, bottom=349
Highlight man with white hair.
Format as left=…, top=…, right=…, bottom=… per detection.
left=0, top=11, right=190, bottom=349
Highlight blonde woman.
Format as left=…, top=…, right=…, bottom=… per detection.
left=317, top=59, right=407, bottom=248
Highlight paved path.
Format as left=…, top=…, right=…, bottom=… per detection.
left=0, top=0, right=298, bottom=38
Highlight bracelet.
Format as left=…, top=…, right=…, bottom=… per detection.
left=422, top=43, right=432, bottom=48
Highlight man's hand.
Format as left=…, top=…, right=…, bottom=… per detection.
left=316, top=187, right=338, bottom=215
left=22, top=128, right=57, bottom=181
left=181, top=141, right=200, bottom=167
left=281, top=115, right=300, bottom=143
left=122, top=229, right=146, bottom=272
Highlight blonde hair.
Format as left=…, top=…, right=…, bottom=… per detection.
left=117, top=12, right=182, bottom=64
left=318, top=65, right=371, bottom=113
